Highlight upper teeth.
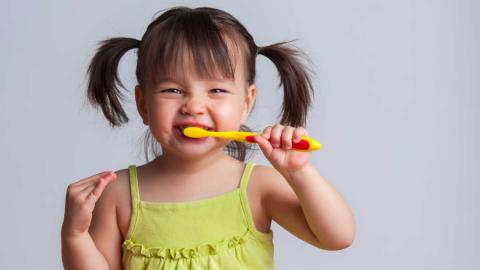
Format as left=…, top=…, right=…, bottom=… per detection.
left=179, top=125, right=211, bottom=131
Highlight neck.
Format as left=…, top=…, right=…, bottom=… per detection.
left=151, top=148, right=236, bottom=176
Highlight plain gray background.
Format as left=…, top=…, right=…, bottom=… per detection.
left=1, top=0, right=479, bottom=269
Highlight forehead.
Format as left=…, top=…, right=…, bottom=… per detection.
left=143, top=29, right=249, bottom=89
left=156, top=57, right=246, bottom=88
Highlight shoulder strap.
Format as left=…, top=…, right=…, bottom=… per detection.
left=239, top=162, right=255, bottom=190
left=238, top=162, right=274, bottom=241
left=125, top=165, right=140, bottom=240
left=238, top=162, right=260, bottom=234
left=128, top=165, right=140, bottom=205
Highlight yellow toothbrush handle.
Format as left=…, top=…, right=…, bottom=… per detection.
left=210, top=131, right=257, bottom=142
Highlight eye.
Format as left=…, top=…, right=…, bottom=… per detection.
left=161, top=88, right=182, bottom=94
left=210, top=88, right=228, bottom=94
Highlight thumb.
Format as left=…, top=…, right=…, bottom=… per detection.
left=254, top=135, right=273, bottom=155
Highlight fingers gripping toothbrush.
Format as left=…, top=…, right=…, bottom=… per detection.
left=182, top=127, right=322, bottom=152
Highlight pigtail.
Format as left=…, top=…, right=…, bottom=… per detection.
left=86, top=37, right=140, bottom=127
left=257, top=40, right=315, bottom=127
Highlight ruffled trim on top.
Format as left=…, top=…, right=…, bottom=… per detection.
left=122, top=229, right=250, bottom=260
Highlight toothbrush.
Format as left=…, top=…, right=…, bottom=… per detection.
left=183, top=127, right=322, bottom=152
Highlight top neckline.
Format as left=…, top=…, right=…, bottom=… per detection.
left=140, top=188, right=241, bottom=207
left=129, top=162, right=254, bottom=208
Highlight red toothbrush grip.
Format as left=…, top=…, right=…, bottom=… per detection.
left=245, top=136, right=310, bottom=150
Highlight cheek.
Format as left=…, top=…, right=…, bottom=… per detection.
left=148, top=98, right=176, bottom=116
left=146, top=102, right=176, bottom=130
left=214, top=102, right=244, bottom=127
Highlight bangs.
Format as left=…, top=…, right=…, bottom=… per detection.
left=140, top=11, right=245, bottom=88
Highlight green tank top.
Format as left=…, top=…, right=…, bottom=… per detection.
left=122, top=162, right=274, bottom=269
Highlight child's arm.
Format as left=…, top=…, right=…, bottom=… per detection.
left=265, top=164, right=355, bottom=250
left=61, top=171, right=121, bottom=270
left=254, top=125, right=355, bottom=250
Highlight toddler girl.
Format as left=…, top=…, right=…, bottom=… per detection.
left=61, top=6, right=355, bottom=270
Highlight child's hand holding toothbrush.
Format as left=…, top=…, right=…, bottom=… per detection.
left=253, top=124, right=312, bottom=178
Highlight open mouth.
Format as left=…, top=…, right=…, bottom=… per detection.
left=174, top=125, right=213, bottom=140
left=175, top=125, right=214, bottom=133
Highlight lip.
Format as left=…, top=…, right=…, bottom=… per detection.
left=173, top=120, right=214, bottom=131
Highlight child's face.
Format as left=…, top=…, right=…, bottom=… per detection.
left=135, top=63, right=256, bottom=158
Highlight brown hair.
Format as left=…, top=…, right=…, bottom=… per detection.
left=86, top=6, right=315, bottom=162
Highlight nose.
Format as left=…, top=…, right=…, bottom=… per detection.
left=180, top=95, right=207, bottom=115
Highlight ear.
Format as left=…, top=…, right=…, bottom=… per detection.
left=134, top=85, right=149, bottom=125
left=241, top=84, right=256, bottom=125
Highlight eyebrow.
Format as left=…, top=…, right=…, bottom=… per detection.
left=156, top=77, right=182, bottom=85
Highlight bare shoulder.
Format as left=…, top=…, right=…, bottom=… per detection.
left=109, top=167, right=133, bottom=240
left=250, top=164, right=285, bottom=203
left=90, top=167, right=132, bottom=238
left=88, top=167, right=130, bottom=270
left=249, top=164, right=278, bottom=191
left=250, top=164, right=301, bottom=221
left=247, top=164, right=280, bottom=233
